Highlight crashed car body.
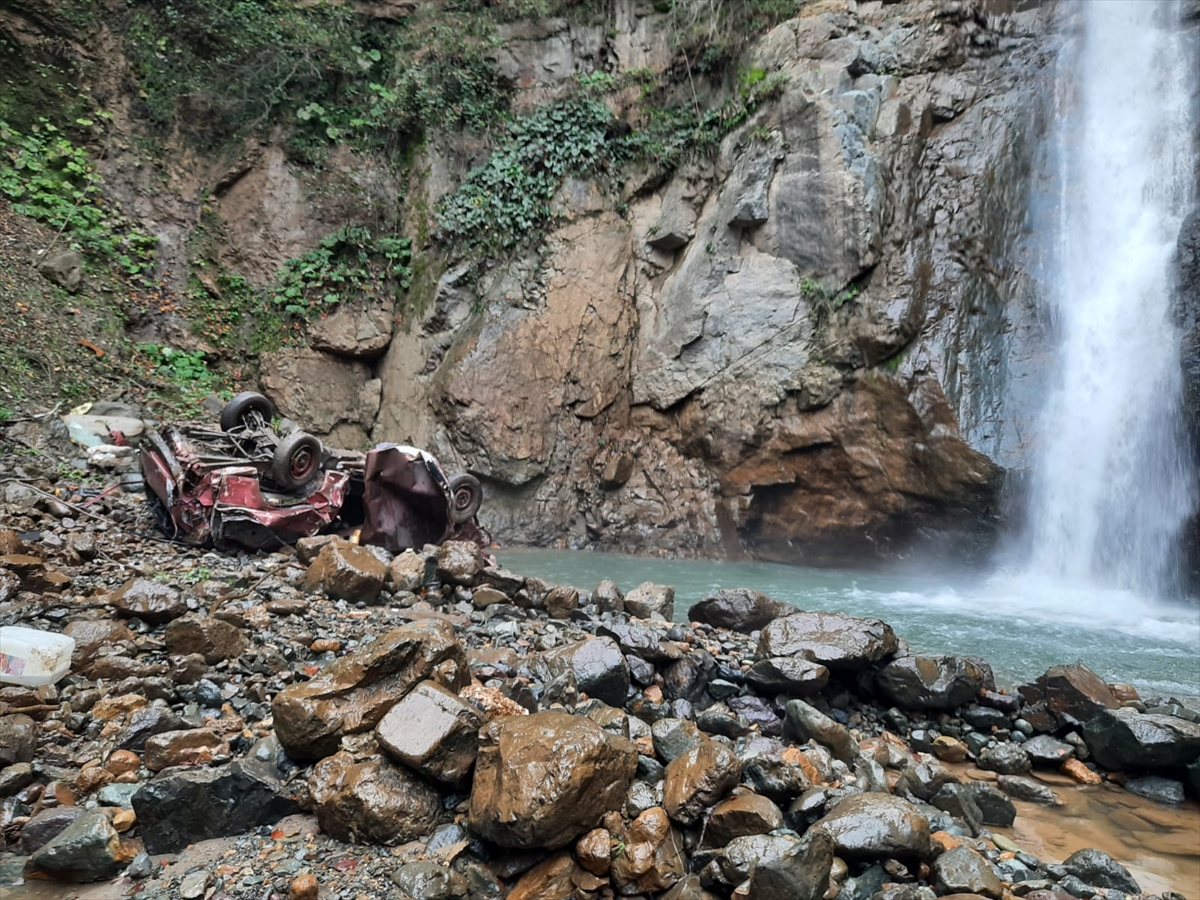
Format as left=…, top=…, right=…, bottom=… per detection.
left=140, top=392, right=487, bottom=552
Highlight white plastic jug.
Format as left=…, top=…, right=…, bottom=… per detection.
left=0, top=626, right=75, bottom=686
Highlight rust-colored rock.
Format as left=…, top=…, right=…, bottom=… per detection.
left=663, top=737, right=742, bottom=826
left=144, top=728, right=228, bottom=772
left=272, top=620, right=468, bottom=761
left=611, top=806, right=686, bottom=894
left=702, top=789, right=785, bottom=848
left=576, top=828, right=612, bottom=876
left=289, top=874, right=320, bottom=900
left=304, top=539, right=386, bottom=604
left=164, top=614, right=248, bottom=663
left=1024, top=663, right=1119, bottom=724
left=1061, top=758, right=1102, bottom=785
left=375, top=680, right=482, bottom=784
left=63, top=619, right=135, bottom=672
left=308, top=752, right=442, bottom=844
left=506, top=852, right=585, bottom=900
left=468, top=709, right=637, bottom=850
left=460, top=683, right=528, bottom=720
left=107, top=577, right=187, bottom=624
left=105, top=750, right=141, bottom=777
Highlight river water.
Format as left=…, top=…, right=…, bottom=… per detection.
left=497, top=548, right=1200, bottom=699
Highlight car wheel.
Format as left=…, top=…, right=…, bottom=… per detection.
left=220, top=391, right=276, bottom=432
left=272, top=430, right=323, bottom=490
left=448, top=473, right=483, bottom=524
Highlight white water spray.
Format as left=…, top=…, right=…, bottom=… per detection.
left=1027, top=0, right=1196, bottom=594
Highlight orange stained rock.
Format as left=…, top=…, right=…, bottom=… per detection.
left=931, top=830, right=964, bottom=853
left=1062, top=758, right=1102, bottom=785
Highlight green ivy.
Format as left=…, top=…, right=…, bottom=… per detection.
left=135, top=344, right=215, bottom=384
left=272, top=225, right=412, bottom=317
left=435, top=99, right=615, bottom=254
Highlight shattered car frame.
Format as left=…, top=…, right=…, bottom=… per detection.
left=141, top=392, right=487, bottom=552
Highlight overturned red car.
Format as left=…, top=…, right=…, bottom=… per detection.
left=140, top=392, right=487, bottom=552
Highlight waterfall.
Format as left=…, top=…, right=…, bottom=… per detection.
left=1026, top=0, right=1197, bottom=595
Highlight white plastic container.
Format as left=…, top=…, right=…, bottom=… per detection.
left=0, top=626, right=75, bottom=686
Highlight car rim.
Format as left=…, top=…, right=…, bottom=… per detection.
left=453, top=486, right=474, bottom=513
left=291, top=448, right=315, bottom=479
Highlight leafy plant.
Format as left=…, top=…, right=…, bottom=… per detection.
left=135, top=344, right=215, bottom=384
left=272, top=225, right=412, bottom=317
left=0, top=406, right=12, bottom=424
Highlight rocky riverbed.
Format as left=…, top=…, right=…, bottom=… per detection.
left=2, top=431, right=1199, bottom=900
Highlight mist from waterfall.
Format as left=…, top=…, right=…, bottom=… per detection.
left=1026, top=0, right=1196, bottom=596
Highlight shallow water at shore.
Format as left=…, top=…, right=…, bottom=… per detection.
left=497, top=548, right=1200, bottom=699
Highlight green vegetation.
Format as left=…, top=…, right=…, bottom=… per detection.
left=803, top=279, right=861, bottom=328
left=0, top=117, right=157, bottom=277
left=273, top=225, right=412, bottom=317
left=0, top=405, right=11, bottom=424
left=135, top=344, right=216, bottom=386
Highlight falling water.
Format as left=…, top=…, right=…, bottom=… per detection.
left=1027, top=0, right=1197, bottom=595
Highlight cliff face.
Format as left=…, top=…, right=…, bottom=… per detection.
left=0, top=0, right=1058, bottom=565
left=372, top=0, right=1053, bottom=564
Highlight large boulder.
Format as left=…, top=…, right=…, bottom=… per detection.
left=687, top=589, right=792, bottom=633
left=876, top=655, right=987, bottom=710
left=743, top=830, right=834, bottom=900
left=308, top=752, right=443, bottom=844
left=271, top=620, right=468, bottom=760
left=303, top=539, right=387, bottom=604
left=28, top=809, right=130, bottom=882
left=663, top=737, right=742, bottom=826
left=783, top=699, right=858, bottom=763
left=811, top=793, right=932, bottom=862
left=375, top=681, right=482, bottom=784
left=1021, top=662, right=1119, bottom=725
left=131, top=759, right=300, bottom=854
left=1062, top=848, right=1140, bottom=895
left=624, top=582, right=675, bottom=619
left=468, top=710, right=637, bottom=849
left=757, top=611, right=897, bottom=670
left=1082, top=707, right=1200, bottom=770
left=745, top=657, right=830, bottom=696
left=537, top=638, right=630, bottom=708
left=933, top=846, right=1004, bottom=899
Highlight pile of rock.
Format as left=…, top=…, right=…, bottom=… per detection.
left=1, top=510, right=1198, bottom=898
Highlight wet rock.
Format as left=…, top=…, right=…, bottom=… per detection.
left=978, top=742, right=1032, bottom=774
left=742, top=747, right=813, bottom=803
left=63, top=618, right=135, bottom=672
left=272, top=619, right=468, bottom=760
left=1124, top=774, right=1185, bottom=805
left=576, top=827, right=611, bottom=876
left=997, top=774, right=1057, bottom=805
left=544, top=585, right=580, bottom=619
left=663, top=737, right=742, bottom=825
left=625, top=582, right=675, bottom=619
left=0, top=715, right=35, bottom=764
left=1062, top=848, right=1140, bottom=894
left=538, top=637, right=630, bottom=707
left=0, top=761, right=33, bottom=796
left=599, top=619, right=678, bottom=661
left=1082, top=707, right=1200, bottom=769
left=687, top=589, right=792, bottom=633
left=388, top=550, right=426, bottom=592
left=304, top=539, right=387, bottom=603
left=1062, top=757, right=1103, bottom=785
left=113, top=705, right=187, bottom=752
left=758, top=611, right=897, bottom=670
left=375, top=680, right=482, bottom=784
left=610, top=806, right=686, bottom=893
left=132, top=758, right=300, bottom=853
left=392, top=859, right=468, bottom=899
left=931, top=783, right=983, bottom=836
left=1023, top=663, right=1119, bottom=725
left=20, top=807, right=84, bottom=854
left=1023, top=734, right=1075, bottom=766
left=783, top=699, right=858, bottom=763
left=933, top=846, right=1005, bottom=899
left=745, top=657, right=830, bottom=696
left=107, top=577, right=186, bottom=624
left=144, top=728, right=228, bottom=772
left=593, top=580, right=624, bottom=613
left=963, top=782, right=1016, bottom=827
left=744, top=829, right=834, bottom=900
left=164, top=614, right=249, bottom=663
left=703, top=788, right=785, bottom=847
left=652, top=717, right=704, bottom=763
left=309, top=751, right=443, bottom=844
left=876, top=656, right=987, bottom=710
left=29, top=808, right=129, bottom=882
left=662, top=650, right=716, bottom=706
left=707, top=832, right=801, bottom=889
left=437, top=540, right=483, bottom=586
left=811, top=794, right=932, bottom=862
left=468, top=709, right=637, bottom=849
left=931, top=736, right=969, bottom=763
left=505, top=852, right=582, bottom=900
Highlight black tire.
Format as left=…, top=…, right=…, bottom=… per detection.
left=220, top=391, right=276, bottom=432
left=448, top=473, right=483, bottom=524
left=271, top=430, right=323, bottom=490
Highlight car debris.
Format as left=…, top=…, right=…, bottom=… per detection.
left=140, top=392, right=487, bottom=552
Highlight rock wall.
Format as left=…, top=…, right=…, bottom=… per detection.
left=359, top=0, right=1055, bottom=565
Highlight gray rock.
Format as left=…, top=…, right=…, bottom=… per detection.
left=107, top=577, right=187, bottom=624
left=710, top=833, right=802, bottom=889
left=38, top=249, right=84, bottom=292
left=391, top=860, right=467, bottom=900
left=0, top=716, right=36, bottom=766
left=652, top=717, right=704, bottom=763
left=96, top=783, right=140, bottom=809
left=933, top=845, right=1005, bottom=899
left=744, top=829, right=834, bottom=900
left=811, top=793, right=932, bottom=862
left=742, top=750, right=812, bottom=804
left=997, top=774, right=1057, bottom=805
left=783, top=699, right=858, bottom=763
left=538, top=636, right=630, bottom=709
left=876, top=655, right=987, bottom=710
left=132, top=758, right=300, bottom=853
left=178, top=870, right=210, bottom=900
left=745, top=657, right=830, bottom=696
left=113, top=705, right=187, bottom=752
left=375, top=681, right=483, bottom=784
left=20, top=807, right=84, bottom=855
left=1124, top=774, right=1185, bottom=805
left=1023, top=734, right=1075, bottom=766
left=758, top=611, right=898, bottom=670
left=687, top=588, right=791, bottom=633
left=1062, top=848, right=1140, bottom=894
left=1082, top=707, right=1200, bottom=770
left=29, top=809, right=124, bottom=883
left=662, top=650, right=717, bottom=707
left=0, top=761, right=33, bottom=796
left=963, top=781, right=1016, bottom=827
left=624, top=582, right=675, bottom=619
left=978, top=742, right=1032, bottom=775
left=930, top=783, right=983, bottom=836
